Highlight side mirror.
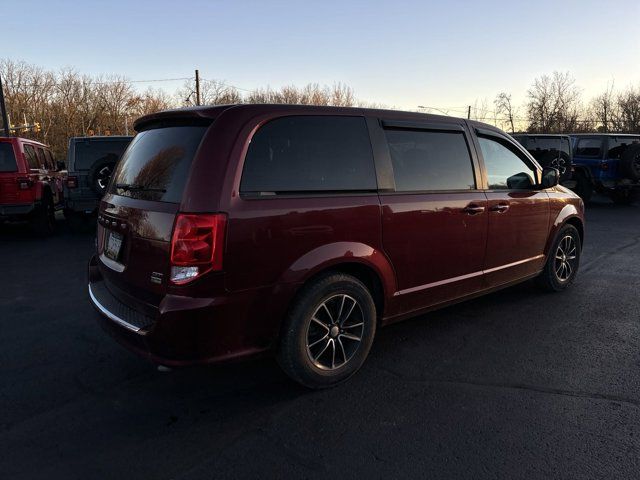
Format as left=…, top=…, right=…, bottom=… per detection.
left=541, top=167, right=560, bottom=189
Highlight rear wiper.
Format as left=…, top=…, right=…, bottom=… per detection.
left=115, top=183, right=166, bottom=193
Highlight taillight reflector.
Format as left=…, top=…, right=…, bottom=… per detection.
left=17, top=177, right=32, bottom=190
left=66, top=176, right=78, bottom=188
left=170, top=213, right=227, bottom=284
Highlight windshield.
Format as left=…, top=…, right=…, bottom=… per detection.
left=108, top=126, right=207, bottom=203
left=0, top=142, right=17, bottom=172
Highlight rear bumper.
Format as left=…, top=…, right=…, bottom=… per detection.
left=87, top=255, right=275, bottom=366
left=0, top=203, right=36, bottom=218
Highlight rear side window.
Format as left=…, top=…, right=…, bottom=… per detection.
left=576, top=138, right=603, bottom=157
left=479, top=137, right=536, bottom=190
left=74, top=139, right=131, bottom=170
left=109, top=126, right=207, bottom=203
left=0, top=143, right=17, bottom=172
left=607, top=136, right=640, bottom=159
left=240, top=116, right=376, bottom=194
left=23, top=144, right=39, bottom=169
left=384, top=129, right=475, bottom=191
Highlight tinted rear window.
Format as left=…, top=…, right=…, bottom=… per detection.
left=240, top=116, right=376, bottom=194
left=74, top=139, right=131, bottom=170
left=385, top=129, right=475, bottom=191
left=109, top=126, right=206, bottom=203
left=524, top=137, right=571, bottom=156
left=0, top=143, right=17, bottom=172
left=607, top=136, right=640, bottom=159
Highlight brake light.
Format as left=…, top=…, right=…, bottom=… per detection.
left=66, top=176, right=78, bottom=188
left=170, top=213, right=227, bottom=284
left=17, top=177, right=32, bottom=190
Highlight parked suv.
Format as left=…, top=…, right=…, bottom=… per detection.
left=0, top=136, right=65, bottom=234
left=64, top=136, right=132, bottom=227
left=88, top=105, right=585, bottom=388
left=570, top=134, right=640, bottom=204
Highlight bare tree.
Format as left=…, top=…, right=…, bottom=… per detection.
left=589, top=83, right=618, bottom=132
left=617, top=86, right=640, bottom=133
left=494, top=92, right=517, bottom=133
left=526, top=71, right=581, bottom=133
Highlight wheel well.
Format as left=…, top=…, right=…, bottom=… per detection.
left=565, top=217, right=584, bottom=246
left=303, top=263, right=385, bottom=324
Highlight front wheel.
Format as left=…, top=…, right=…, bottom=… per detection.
left=535, top=224, right=581, bottom=292
left=278, top=273, right=377, bottom=389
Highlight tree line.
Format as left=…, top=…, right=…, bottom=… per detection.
left=1, top=58, right=639, bottom=161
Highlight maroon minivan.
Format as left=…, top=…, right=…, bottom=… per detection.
left=88, top=104, right=585, bottom=388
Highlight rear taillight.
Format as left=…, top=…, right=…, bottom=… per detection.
left=170, top=213, right=227, bottom=284
left=66, top=176, right=78, bottom=188
left=17, top=177, right=32, bottom=190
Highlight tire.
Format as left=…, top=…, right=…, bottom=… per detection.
left=88, top=158, right=116, bottom=196
left=572, top=170, right=592, bottom=203
left=277, top=273, right=377, bottom=389
left=611, top=189, right=637, bottom=205
left=535, top=224, right=581, bottom=292
left=30, top=194, right=56, bottom=236
left=620, top=144, right=640, bottom=180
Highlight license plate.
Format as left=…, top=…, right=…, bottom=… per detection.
left=104, top=231, right=123, bottom=261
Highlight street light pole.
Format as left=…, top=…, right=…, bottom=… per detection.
left=0, top=73, right=10, bottom=136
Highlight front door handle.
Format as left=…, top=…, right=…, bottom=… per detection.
left=463, top=204, right=486, bottom=215
left=490, top=203, right=510, bottom=213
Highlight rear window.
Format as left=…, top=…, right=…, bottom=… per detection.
left=74, top=139, right=131, bottom=170
left=109, top=126, right=207, bottom=203
left=0, top=143, right=17, bottom=172
left=525, top=137, right=571, bottom=156
left=240, top=116, right=376, bottom=194
left=607, top=136, right=640, bottom=159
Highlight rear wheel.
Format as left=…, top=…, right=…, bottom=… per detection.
left=535, top=224, right=581, bottom=292
left=620, top=144, right=640, bottom=180
left=278, top=273, right=376, bottom=389
left=30, top=195, right=55, bottom=236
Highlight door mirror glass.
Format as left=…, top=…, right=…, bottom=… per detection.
left=541, top=167, right=560, bottom=189
left=506, top=172, right=534, bottom=189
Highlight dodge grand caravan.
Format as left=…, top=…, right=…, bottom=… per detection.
left=88, top=104, right=585, bottom=388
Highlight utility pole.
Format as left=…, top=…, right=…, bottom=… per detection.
left=195, top=69, right=201, bottom=106
left=0, top=73, right=10, bottom=136
left=467, top=105, right=471, bottom=120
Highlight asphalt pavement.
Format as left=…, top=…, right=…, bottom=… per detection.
left=1, top=196, right=639, bottom=479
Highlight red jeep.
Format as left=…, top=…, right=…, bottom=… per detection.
left=0, top=136, right=65, bottom=234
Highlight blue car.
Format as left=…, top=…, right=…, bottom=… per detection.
left=570, top=134, right=640, bottom=204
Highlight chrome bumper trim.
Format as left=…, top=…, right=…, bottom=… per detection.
left=88, top=283, right=141, bottom=333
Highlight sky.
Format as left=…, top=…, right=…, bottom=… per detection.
left=5, top=0, right=640, bottom=113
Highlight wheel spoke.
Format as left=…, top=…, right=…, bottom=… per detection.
left=565, top=261, right=573, bottom=277
left=321, top=303, right=334, bottom=324
left=337, top=337, right=347, bottom=365
left=339, top=297, right=357, bottom=326
left=313, top=338, right=332, bottom=361
left=311, top=316, right=330, bottom=331
left=336, top=295, right=346, bottom=325
left=340, top=332, right=361, bottom=342
left=331, top=339, right=336, bottom=369
left=342, top=322, right=364, bottom=330
left=308, top=333, right=329, bottom=348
